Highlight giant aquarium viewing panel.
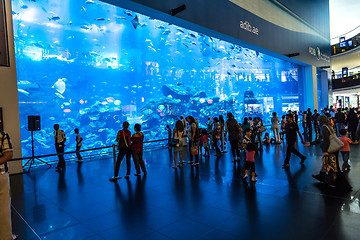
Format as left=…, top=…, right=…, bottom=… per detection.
left=12, top=0, right=305, bottom=157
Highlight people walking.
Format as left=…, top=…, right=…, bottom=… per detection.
left=281, top=114, right=306, bottom=169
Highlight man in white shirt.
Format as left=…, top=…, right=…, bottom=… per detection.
left=54, top=124, right=66, bottom=171
left=0, top=131, right=18, bottom=240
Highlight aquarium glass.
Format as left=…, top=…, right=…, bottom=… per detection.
left=11, top=0, right=305, bottom=158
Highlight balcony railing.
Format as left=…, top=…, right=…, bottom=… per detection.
left=332, top=73, right=360, bottom=90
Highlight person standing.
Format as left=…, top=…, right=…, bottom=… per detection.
left=110, top=121, right=132, bottom=181
left=281, top=114, right=306, bottom=169
left=54, top=124, right=66, bottom=171
left=302, top=110, right=307, bottom=135
left=186, top=116, right=200, bottom=166
left=271, top=112, right=281, bottom=144
left=306, top=109, right=313, bottom=141
left=313, top=109, right=320, bottom=140
left=0, top=131, right=18, bottom=240
left=74, top=128, right=83, bottom=162
left=212, top=117, right=222, bottom=157
left=172, top=120, right=184, bottom=168
left=131, top=124, right=147, bottom=176
left=225, top=112, right=241, bottom=163
left=346, top=108, right=358, bottom=141
left=219, top=115, right=226, bottom=152
left=335, top=108, right=346, bottom=136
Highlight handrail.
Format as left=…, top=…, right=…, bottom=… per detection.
left=10, top=138, right=168, bottom=162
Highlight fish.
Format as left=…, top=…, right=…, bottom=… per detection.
left=148, top=46, right=156, bottom=52
left=131, top=16, right=139, bottom=29
left=85, top=0, right=95, bottom=4
left=94, top=18, right=105, bottom=21
left=81, top=6, right=86, bottom=12
left=190, top=33, right=197, bottom=38
left=52, top=78, right=66, bottom=94
left=55, top=92, right=65, bottom=99
left=17, top=80, right=40, bottom=89
left=81, top=25, right=91, bottom=30
left=33, top=42, right=45, bottom=48
left=131, top=90, right=136, bottom=94
left=20, top=5, right=28, bottom=9
left=18, top=89, right=30, bottom=96
left=124, top=10, right=133, bottom=17
left=48, top=16, right=60, bottom=21
left=162, top=29, right=171, bottom=35
left=156, top=25, right=165, bottom=29
left=177, top=28, right=185, bottom=33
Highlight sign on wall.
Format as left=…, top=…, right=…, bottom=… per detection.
left=0, top=0, right=9, bottom=67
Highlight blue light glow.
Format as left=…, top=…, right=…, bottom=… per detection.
left=12, top=0, right=304, bottom=157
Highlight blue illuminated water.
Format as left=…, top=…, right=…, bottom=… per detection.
left=11, top=0, right=304, bottom=158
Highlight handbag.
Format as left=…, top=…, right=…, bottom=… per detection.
left=169, top=138, right=179, bottom=147
left=325, top=126, right=344, bottom=153
left=260, top=125, right=266, bottom=132
left=190, top=142, right=199, bottom=155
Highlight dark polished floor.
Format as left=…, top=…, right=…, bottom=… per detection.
left=9, top=141, right=360, bottom=240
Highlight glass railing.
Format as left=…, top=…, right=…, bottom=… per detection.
left=331, top=25, right=360, bottom=45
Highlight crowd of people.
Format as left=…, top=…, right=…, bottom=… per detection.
left=49, top=106, right=360, bottom=187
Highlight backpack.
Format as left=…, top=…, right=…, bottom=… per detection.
left=117, top=130, right=130, bottom=150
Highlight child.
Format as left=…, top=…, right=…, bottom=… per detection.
left=199, top=129, right=210, bottom=157
left=74, top=128, right=83, bottom=162
left=262, top=132, right=271, bottom=145
left=339, top=129, right=358, bottom=172
left=244, top=143, right=257, bottom=182
left=131, top=124, right=147, bottom=176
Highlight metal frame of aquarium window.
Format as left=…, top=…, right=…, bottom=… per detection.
left=0, top=0, right=10, bottom=67
left=10, top=138, right=168, bottom=173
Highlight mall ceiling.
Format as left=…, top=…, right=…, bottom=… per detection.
left=330, top=0, right=360, bottom=72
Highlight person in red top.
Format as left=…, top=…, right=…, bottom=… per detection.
left=131, top=124, right=147, bottom=176
left=243, top=143, right=257, bottom=182
left=339, top=129, right=358, bottom=172
left=110, top=121, right=132, bottom=181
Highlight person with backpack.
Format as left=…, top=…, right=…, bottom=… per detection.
left=186, top=116, right=200, bottom=166
left=110, top=121, right=132, bottom=181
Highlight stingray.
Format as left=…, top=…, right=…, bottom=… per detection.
left=131, top=16, right=139, bottom=29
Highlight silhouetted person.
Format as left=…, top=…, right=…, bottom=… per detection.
left=54, top=124, right=66, bottom=171
left=74, top=128, right=83, bottom=162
